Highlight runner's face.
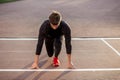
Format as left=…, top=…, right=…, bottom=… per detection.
left=50, top=23, right=60, bottom=30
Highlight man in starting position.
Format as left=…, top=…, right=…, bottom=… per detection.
left=31, top=11, right=74, bottom=69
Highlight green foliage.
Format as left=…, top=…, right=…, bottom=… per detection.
left=0, top=0, right=17, bottom=3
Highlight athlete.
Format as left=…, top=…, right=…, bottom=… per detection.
left=31, top=11, right=74, bottom=69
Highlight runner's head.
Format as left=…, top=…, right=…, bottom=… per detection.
left=49, top=11, right=62, bottom=26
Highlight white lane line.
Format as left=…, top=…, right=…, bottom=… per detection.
left=0, top=38, right=37, bottom=40
left=0, top=68, right=120, bottom=72
left=1, top=38, right=120, bottom=41
left=72, top=38, right=101, bottom=40
left=101, top=38, right=120, bottom=56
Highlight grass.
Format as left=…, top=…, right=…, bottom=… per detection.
left=0, top=0, right=17, bottom=3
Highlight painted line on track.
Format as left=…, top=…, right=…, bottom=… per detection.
left=1, top=68, right=120, bottom=72
left=101, top=38, right=120, bottom=56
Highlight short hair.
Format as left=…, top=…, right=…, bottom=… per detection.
left=49, top=11, right=62, bottom=25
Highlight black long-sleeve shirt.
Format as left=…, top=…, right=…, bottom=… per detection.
left=36, top=20, right=72, bottom=55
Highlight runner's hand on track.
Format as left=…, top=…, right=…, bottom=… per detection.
left=67, top=62, right=75, bottom=69
left=31, top=62, right=39, bottom=69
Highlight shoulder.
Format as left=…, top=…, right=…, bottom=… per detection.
left=39, top=20, right=50, bottom=31
left=40, top=20, right=50, bottom=28
left=61, top=20, right=67, bottom=25
left=42, top=20, right=50, bottom=25
left=60, top=20, right=70, bottom=28
left=60, top=20, right=71, bottom=30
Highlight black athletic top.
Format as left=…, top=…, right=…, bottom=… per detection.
left=36, top=20, right=72, bottom=55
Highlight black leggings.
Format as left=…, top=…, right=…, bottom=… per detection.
left=45, top=37, right=62, bottom=57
